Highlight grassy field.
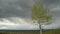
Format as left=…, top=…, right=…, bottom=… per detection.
left=43, top=29, right=60, bottom=34
left=0, top=30, right=40, bottom=34
left=0, top=29, right=60, bottom=34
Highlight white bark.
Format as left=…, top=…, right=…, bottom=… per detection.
left=39, top=25, right=43, bottom=34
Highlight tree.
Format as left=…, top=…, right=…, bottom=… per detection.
left=32, top=2, right=52, bottom=34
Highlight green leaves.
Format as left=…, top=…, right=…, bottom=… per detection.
left=32, top=2, right=52, bottom=24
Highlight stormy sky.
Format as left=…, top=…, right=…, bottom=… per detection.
left=0, top=0, right=60, bottom=30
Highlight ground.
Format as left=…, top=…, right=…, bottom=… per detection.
left=0, top=29, right=60, bottom=34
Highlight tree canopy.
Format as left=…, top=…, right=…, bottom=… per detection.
left=32, top=2, right=52, bottom=25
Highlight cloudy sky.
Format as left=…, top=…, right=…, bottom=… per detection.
left=0, top=0, right=60, bottom=30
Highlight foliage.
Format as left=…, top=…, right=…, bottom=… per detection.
left=32, top=2, right=52, bottom=25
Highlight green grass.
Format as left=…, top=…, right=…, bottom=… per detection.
left=43, top=29, right=60, bottom=34
left=0, top=29, right=60, bottom=34
left=0, top=30, right=39, bottom=34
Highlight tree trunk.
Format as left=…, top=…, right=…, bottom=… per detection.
left=39, top=25, right=43, bottom=34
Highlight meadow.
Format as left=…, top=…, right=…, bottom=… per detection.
left=0, top=29, right=60, bottom=34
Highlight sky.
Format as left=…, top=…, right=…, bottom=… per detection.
left=0, top=0, right=60, bottom=30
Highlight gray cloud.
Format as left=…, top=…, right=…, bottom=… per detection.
left=34, top=0, right=60, bottom=8
left=0, top=0, right=34, bottom=30
left=0, top=0, right=34, bottom=18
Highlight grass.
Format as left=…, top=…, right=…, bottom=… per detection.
left=0, top=29, right=60, bottom=34
left=43, top=29, right=60, bottom=34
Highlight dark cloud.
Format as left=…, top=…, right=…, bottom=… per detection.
left=0, top=0, right=34, bottom=18
left=34, top=0, right=60, bottom=4
left=33, top=0, right=60, bottom=8
left=0, top=0, right=60, bottom=18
